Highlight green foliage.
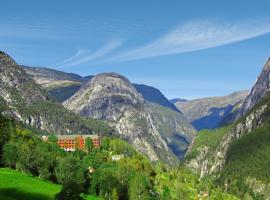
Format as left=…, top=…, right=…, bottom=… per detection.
left=185, top=126, right=231, bottom=160
left=129, top=173, right=152, bottom=200
left=85, top=137, right=94, bottom=154
left=0, top=115, right=239, bottom=200
left=48, top=135, right=58, bottom=144
left=55, top=156, right=85, bottom=185
left=55, top=181, right=83, bottom=200
left=3, top=142, right=18, bottom=168
left=0, top=114, right=16, bottom=165
left=101, top=137, right=110, bottom=150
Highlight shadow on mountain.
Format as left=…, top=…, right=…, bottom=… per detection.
left=49, top=85, right=81, bottom=102
left=192, top=104, right=234, bottom=130
left=168, top=133, right=190, bottom=159
left=133, top=84, right=181, bottom=113
left=0, top=188, right=51, bottom=200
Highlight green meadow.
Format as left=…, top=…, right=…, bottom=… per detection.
left=0, top=168, right=100, bottom=200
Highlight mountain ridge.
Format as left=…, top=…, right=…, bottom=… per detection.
left=0, top=51, right=112, bottom=136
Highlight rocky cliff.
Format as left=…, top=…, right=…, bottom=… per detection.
left=0, top=51, right=111, bottom=135
left=185, top=57, right=270, bottom=178
left=234, top=58, right=270, bottom=120
left=63, top=72, right=181, bottom=164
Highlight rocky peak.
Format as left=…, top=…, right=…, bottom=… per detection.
left=239, top=58, right=270, bottom=117
left=64, top=72, right=178, bottom=164
left=64, top=72, right=145, bottom=120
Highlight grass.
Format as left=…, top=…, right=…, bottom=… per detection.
left=0, top=168, right=100, bottom=200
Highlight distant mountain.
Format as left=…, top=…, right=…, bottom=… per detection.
left=170, top=98, right=188, bottom=104
left=133, top=84, right=181, bottom=112
left=0, top=51, right=111, bottom=135
left=23, top=66, right=92, bottom=102
left=173, top=91, right=248, bottom=130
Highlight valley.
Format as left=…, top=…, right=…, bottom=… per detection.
left=1, top=50, right=270, bottom=199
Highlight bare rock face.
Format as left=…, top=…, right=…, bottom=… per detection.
left=233, top=58, right=270, bottom=121
left=64, top=73, right=178, bottom=164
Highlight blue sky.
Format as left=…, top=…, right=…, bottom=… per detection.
left=1, top=0, right=270, bottom=99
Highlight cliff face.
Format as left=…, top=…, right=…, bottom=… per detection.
left=186, top=103, right=267, bottom=178
left=239, top=58, right=270, bottom=117
left=185, top=57, right=270, bottom=178
left=63, top=72, right=179, bottom=164
left=0, top=51, right=111, bottom=135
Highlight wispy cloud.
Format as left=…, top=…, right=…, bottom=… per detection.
left=108, top=17, right=270, bottom=62
left=52, top=40, right=123, bottom=68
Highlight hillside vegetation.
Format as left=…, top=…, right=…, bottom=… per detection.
left=0, top=108, right=238, bottom=200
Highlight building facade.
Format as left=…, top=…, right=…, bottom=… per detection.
left=42, top=135, right=101, bottom=151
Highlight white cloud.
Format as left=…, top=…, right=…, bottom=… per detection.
left=52, top=40, right=123, bottom=68
left=109, top=17, right=270, bottom=62
left=52, top=49, right=87, bottom=68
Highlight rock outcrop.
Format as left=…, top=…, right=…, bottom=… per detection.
left=236, top=58, right=270, bottom=119
left=63, top=72, right=179, bottom=164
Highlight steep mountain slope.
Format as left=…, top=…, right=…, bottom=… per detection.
left=63, top=72, right=182, bottom=164
left=133, top=84, right=180, bottom=112
left=185, top=58, right=270, bottom=199
left=133, top=84, right=196, bottom=159
left=226, top=58, right=270, bottom=123
left=147, top=102, right=196, bottom=159
left=173, top=91, right=248, bottom=130
left=0, top=51, right=111, bottom=135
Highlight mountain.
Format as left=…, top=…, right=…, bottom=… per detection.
left=62, top=72, right=196, bottom=163
left=147, top=102, right=195, bottom=159
left=23, top=67, right=196, bottom=160
left=240, top=58, right=270, bottom=114
left=133, top=84, right=196, bottom=159
left=170, top=98, right=188, bottom=104
left=23, top=66, right=92, bottom=102
left=173, top=91, right=248, bottom=130
left=133, top=84, right=181, bottom=112
left=185, top=58, right=270, bottom=199
left=0, top=51, right=111, bottom=135
left=23, top=66, right=90, bottom=87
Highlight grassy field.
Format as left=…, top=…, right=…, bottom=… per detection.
left=0, top=168, right=100, bottom=200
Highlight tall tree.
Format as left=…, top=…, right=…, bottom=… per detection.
left=85, top=137, right=93, bottom=154
left=0, top=115, right=15, bottom=165
left=129, top=173, right=151, bottom=200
